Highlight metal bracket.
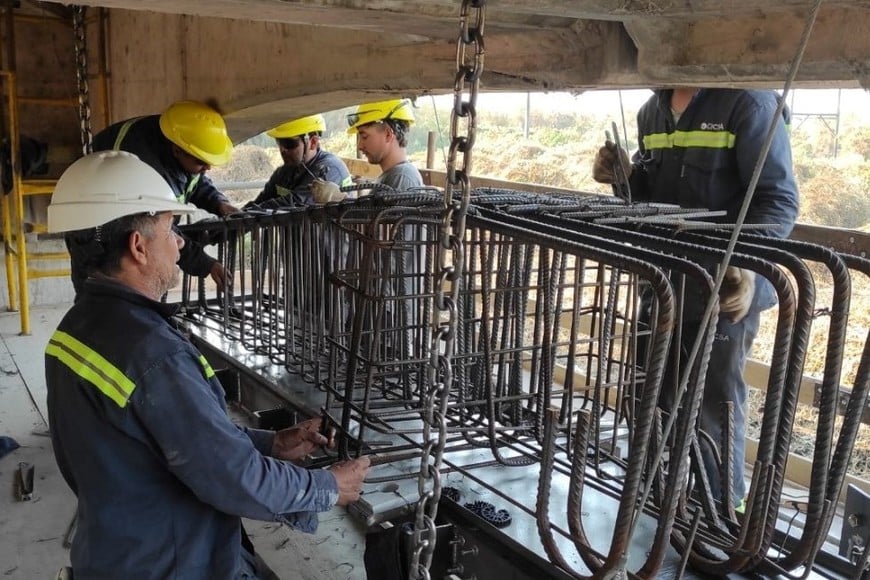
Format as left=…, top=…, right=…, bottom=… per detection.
left=840, top=484, right=870, bottom=574
left=16, top=461, right=34, bottom=501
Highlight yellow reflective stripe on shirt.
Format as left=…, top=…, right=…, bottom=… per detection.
left=45, top=330, right=136, bottom=408
left=340, top=175, right=353, bottom=187
left=112, top=117, right=144, bottom=151
left=181, top=174, right=201, bottom=203
left=198, top=355, right=215, bottom=379
left=643, top=130, right=736, bottom=150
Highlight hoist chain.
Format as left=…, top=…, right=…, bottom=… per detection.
left=408, top=1, right=485, bottom=578
left=72, top=5, right=92, bottom=155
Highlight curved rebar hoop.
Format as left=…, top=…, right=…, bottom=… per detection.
left=671, top=230, right=846, bottom=574
left=472, top=207, right=720, bottom=576
left=760, top=254, right=870, bottom=577
left=566, top=410, right=607, bottom=572
left=471, top=227, right=537, bottom=466
left=561, top=223, right=800, bottom=570
left=536, top=407, right=597, bottom=579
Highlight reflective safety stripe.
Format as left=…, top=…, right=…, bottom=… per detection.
left=112, top=117, right=144, bottom=151
left=643, top=130, right=736, bottom=150
left=180, top=174, right=201, bottom=204
left=198, top=355, right=215, bottom=379
left=45, top=330, right=136, bottom=408
left=275, top=185, right=292, bottom=198
left=340, top=175, right=353, bottom=187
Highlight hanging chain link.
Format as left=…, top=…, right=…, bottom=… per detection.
left=408, top=1, right=485, bottom=578
left=72, top=5, right=93, bottom=155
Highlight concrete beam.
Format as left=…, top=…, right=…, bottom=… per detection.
left=34, top=0, right=869, bottom=139
left=103, top=9, right=637, bottom=140
left=627, top=6, right=870, bottom=87
left=46, top=0, right=870, bottom=25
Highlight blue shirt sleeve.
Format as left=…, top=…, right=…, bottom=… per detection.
left=131, top=350, right=339, bottom=530
left=243, top=427, right=275, bottom=456
left=187, top=174, right=231, bottom=215
left=732, top=94, right=799, bottom=239
left=314, top=154, right=351, bottom=186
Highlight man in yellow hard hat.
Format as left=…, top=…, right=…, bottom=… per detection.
left=67, top=100, right=241, bottom=293
left=247, top=114, right=351, bottom=208
left=310, top=98, right=423, bottom=203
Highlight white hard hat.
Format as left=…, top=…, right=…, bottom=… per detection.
left=48, top=150, right=196, bottom=233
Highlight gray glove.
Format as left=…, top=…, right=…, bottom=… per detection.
left=592, top=141, right=631, bottom=185
left=311, top=179, right=347, bottom=204
left=719, top=266, right=756, bottom=323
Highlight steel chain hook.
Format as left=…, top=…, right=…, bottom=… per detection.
left=72, top=5, right=92, bottom=155
left=409, top=0, right=485, bottom=578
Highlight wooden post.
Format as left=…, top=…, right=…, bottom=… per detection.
left=426, top=130, right=436, bottom=169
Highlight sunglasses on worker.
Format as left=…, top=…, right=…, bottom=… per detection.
left=346, top=100, right=406, bottom=128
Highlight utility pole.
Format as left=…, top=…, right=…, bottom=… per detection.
left=523, top=92, right=530, bottom=138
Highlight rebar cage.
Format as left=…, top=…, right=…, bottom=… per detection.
left=176, top=189, right=870, bottom=579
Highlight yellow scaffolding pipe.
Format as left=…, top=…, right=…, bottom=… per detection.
left=27, top=251, right=69, bottom=261
left=21, top=179, right=57, bottom=196
left=2, top=70, right=30, bottom=334
left=2, top=190, right=14, bottom=311
left=0, top=6, right=110, bottom=335
left=28, top=268, right=70, bottom=279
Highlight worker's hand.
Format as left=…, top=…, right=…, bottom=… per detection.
left=209, top=261, right=229, bottom=292
left=328, top=456, right=371, bottom=506
left=719, top=266, right=756, bottom=323
left=271, top=417, right=334, bottom=462
left=311, top=179, right=346, bottom=204
left=217, top=201, right=242, bottom=216
left=592, top=141, right=631, bottom=185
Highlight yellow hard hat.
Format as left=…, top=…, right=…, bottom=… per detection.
left=346, top=99, right=414, bottom=134
left=267, top=114, right=326, bottom=139
left=159, top=101, right=233, bottom=167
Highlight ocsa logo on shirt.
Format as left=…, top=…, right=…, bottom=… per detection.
left=700, top=122, right=725, bottom=130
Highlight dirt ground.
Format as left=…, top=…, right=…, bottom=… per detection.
left=746, top=268, right=870, bottom=479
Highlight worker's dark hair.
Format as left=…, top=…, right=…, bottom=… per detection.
left=65, top=213, right=162, bottom=286
left=383, top=119, right=410, bottom=147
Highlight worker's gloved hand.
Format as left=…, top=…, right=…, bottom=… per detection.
left=719, top=266, right=756, bottom=323
left=311, top=179, right=346, bottom=204
left=592, top=141, right=631, bottom=185
left=271, top=417, right=334, bottom=463
left=329, top=456, right=372, bottom=506
left=208, top=261, right=230, bottom=292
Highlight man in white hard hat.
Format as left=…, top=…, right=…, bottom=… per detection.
left=46, top=151, right=370, bottom=579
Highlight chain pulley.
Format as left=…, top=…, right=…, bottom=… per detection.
left=72, top=5, right=92, bottom=155
left=408, top=1, right=485, bottom=578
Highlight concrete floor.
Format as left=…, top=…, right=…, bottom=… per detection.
left=0, top=302, right=367, bottom=580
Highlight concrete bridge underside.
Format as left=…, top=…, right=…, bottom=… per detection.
left=16, top=0, right=870, bottom=145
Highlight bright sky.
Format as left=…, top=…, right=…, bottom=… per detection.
left=423, top=88, right=870, bottom=121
